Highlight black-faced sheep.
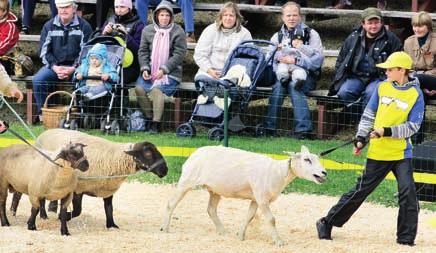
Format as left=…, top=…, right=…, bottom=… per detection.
left=160, top=145, right=327, bottom=246
left=11, top=129, right=168, bottom=229
left=0, top=142, right=89, bottom=235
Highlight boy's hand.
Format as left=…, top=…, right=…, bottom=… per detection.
left=353, top=136, right=368, bottom=156
left=76, top=73, right=83, bottom=80
left=370, top=128, right=383, bottom=138
left=101, top=74, right=109, bottom=81
left=279, top=55, right=296, bottom=64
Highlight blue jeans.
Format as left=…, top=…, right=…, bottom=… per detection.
left=135, top=0, right=194, bottom=33
left=336, top=77, right=382, bottom=107
left=265, top=74, right=316, bottom=133
left=136, top=76, right=179, bottom=97
left=32, top=67, right=71, bottom=114
left=22, top=0, right=57, bottom=27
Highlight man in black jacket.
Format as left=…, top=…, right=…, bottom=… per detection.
left=328, top=7, right=402, bottom=107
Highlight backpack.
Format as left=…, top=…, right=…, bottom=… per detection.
left=128, top=110, right=146, bottom=132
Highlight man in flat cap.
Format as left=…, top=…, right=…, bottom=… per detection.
left=32, top=0, right=92, bottom=123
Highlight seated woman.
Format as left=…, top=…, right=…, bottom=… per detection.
left=135, top=0, right=187, bottom=134
left=193, top=2, right=252, bottom=82
left=404, top=11, right=436, bottom=143
left=101, top=0, right=144, bottom=84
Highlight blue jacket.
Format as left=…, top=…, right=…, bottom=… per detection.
left=39, top=15, right=93, bottom=68
left=74, top=43, right=119, bottom=90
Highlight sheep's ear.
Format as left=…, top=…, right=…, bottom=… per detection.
left=54, top=150, right=66, bottom=161
left=124, top=150, right=138, bottom=157
left=300, top=145, right=309, bottom=154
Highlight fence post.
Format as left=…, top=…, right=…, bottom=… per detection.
left=223, top=89, right=229, bottom=147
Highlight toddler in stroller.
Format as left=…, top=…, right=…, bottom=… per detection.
left=61, top=37, right=126, bottom=133
left=176, top=40, right=277, bottom=140
left=74, top=43, right=119, bottom=100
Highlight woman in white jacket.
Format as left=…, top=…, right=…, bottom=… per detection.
left=193, top=2, right=252, bottom=81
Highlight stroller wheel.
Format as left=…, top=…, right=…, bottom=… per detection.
left=110, top=120, right=120, bottom=135
left=70, top=119, right=78, bottom=130
left=83, top=115, right=96, bottom=129
left=100, top=117, right=108, bottom=132
left=255, top=123, right=266, bottom=137
left=59, top=119, right=67, bottom=129
left=208, top=127, right=224, bottom=141
left=176, top=123, right=196, bottom=138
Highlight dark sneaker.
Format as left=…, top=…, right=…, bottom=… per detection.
left=316, top=218, right=332, bottom=240
left=149, top=121, right=162, bottom=134
left=397, top=240, right=415, bottom=246
left=20, top=26, right=29, bottom=35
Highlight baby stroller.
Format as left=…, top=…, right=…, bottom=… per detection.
left=176, top=40, right=278, bottom=140
left=60, top=36, right=128, bottom=135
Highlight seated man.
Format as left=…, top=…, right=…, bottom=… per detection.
left=328, top=7, right=402, bottom=107
left=262, top=1, right=324, bottom=139
left=32, top=0, right=92, bottom=123
left=135, top=0, right=195, bottom=42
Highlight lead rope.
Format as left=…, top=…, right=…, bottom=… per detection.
left=0, top=94, right=38, bottom=141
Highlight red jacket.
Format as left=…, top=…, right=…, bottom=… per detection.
left=0, top=12, right=19, bottom=56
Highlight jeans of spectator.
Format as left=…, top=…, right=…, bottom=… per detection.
left=135, top=0, right=194, bottom=33
left=264, top=74, right=316, bottom=133
left=32, top=66, right=71, bottom=115
left=336, top=77, right=382, bottom=107
left=22, top=0, right=57, bottom=27
left=136, top=75, right=179, bottom=97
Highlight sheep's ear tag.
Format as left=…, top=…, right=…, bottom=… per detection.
left=301, top=145, right=309, bottom=154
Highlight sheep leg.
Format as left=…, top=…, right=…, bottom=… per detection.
left=59, top=196, right=71, bottom=236
left=10, top=191, right=22, bottom=216
left=104, top=196, right=119, bottom=229
left=27, top=207, right=39, bottom=231
left=48, top=200, right=58, bottom=213
left=0, top=183, right=10, bottom=226
left=160, top=186, right=191, bottom=233
left=259, top=203, right=284, bottom=247
left=237, top=200, right=258, bottom=241
left=39, top=199, right=48, bottom=220
left=207, top=191, right=226, bottom=235
left=65, top=193, right=83, bottom=221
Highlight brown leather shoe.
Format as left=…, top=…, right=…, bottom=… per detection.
left=186, top=33, right=196, bottom=43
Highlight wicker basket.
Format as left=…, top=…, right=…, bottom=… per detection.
left=41, top=91, right=74, bottom=129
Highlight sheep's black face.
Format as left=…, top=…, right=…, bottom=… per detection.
left=56, top=142, right=89, bottom=172
left=125, top=142, right=168, bottom=178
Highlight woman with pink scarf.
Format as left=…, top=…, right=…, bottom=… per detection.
left=135, top=1, right=187, bottom=134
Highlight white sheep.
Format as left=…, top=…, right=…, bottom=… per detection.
left=0, top=142, right=89, bottom=235
left=161, top=145, right=327, bottom=246
left=12, top=128, right=168, bottom=229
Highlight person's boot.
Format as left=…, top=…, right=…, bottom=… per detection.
left=149, top=121, right=162, bottom=134
left=316, top=218, right=333, bottom=240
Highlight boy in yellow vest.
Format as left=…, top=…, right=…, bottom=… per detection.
left=316, top=52, right=425, bottom=246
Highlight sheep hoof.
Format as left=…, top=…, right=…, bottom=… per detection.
left=1, top=221, right=10, bottom=227
left=40, top=212, right=48, bottom=220
left=107, top=224, right=119, bottom=229
left=61, top=231, right=71, bottom=236
left=27, top=224, right=37, bottom=231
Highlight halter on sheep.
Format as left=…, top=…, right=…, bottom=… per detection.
left=161, top=145, right=327, bottom=246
